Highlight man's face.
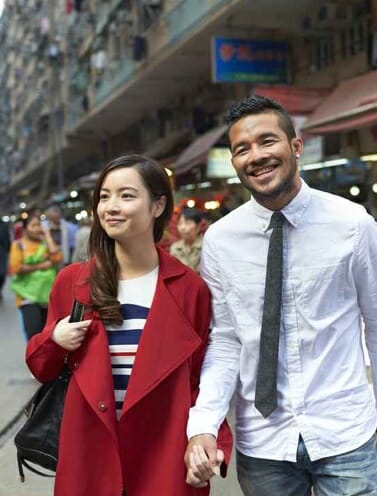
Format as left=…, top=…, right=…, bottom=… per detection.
left=229, top=112, right=303, bottom=210
left=47, top=211, right=61, bottom=227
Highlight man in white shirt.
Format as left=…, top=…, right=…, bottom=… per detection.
left=185, top=95, right=377, bottom=495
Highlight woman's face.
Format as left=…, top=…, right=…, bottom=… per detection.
left=97, top=167, right=165, bottom=245
left=25, top=216, right=43, bottom=241
left=177, top=215, right=201, bottom=244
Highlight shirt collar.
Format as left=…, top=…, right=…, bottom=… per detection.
left=250, top=179, right=312, bottom=232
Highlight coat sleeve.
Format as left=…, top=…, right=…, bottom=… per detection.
left=26, top=265, right=77, bottom=382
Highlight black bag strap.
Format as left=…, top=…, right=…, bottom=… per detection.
left=17, top=454, right=55, bottom=482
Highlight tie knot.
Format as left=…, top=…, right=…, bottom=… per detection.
left=269, top=211, right=285, bottom=230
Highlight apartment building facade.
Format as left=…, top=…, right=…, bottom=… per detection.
left=1, top=0, right=377, bottom=218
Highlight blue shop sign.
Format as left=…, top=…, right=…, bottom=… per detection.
left=212, top=37, right=289, bottom=84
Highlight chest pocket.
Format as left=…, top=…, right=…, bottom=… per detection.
left=226, top=261, right=266, bottom=326
left=293, top=262, right=351, bottom=320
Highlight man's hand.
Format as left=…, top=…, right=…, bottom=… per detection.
left=185, top=433, right=224, bottom=487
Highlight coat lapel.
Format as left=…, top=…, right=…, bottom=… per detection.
left=121, top=275, right=203, bottom=415
left=72, top=317, right=119, bottom=445
left=120, top=248, right=203, bottom=415
left=71, top=266, right=119, bottom=445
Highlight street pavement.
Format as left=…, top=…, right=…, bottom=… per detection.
left=0, top=279, right=242, bottom=496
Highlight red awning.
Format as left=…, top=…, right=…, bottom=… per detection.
left=305, top=109, right=377, bottom=134
left=303, top=70, right=377, bottom=134
left=173, top=125, right=227, bottom=175
left=254, top=85, right=331, bottom=115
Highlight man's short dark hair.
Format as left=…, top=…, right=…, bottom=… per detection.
left=224, top=94, right=296, bottom=141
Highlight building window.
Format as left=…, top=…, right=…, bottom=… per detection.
left=341, top=18, right=368, bottom=59
left=310, top=36, right=335, bottom=72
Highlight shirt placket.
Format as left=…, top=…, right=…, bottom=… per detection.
left=281, top=229, right=308, bottom=458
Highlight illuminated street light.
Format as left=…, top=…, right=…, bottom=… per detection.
left=349, top=186, right=360, bottom=197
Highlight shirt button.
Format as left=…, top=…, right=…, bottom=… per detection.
left=98, top=402, right=107, bottom=412
left=73, top=361, right=79, bottom=369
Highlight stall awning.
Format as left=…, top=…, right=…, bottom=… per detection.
left=255, top=85, right=330, bottom=115
left=173, top=125, right=227, bottom=175
left=303, top=71, right=377, bottom=135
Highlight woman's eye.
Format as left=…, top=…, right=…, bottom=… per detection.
left=99, top=194, right=108, bottom=200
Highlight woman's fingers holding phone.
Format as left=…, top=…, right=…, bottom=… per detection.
left=52, top=316, right=92, bottom=351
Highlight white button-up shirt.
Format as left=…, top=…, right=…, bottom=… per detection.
left=187, top=180, right=377, bottom=461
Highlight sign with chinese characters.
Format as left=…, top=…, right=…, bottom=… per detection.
left=212, top=38, right=289, bottom=84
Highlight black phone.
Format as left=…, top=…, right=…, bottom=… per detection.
left=69, top=301, right=85, bottom=323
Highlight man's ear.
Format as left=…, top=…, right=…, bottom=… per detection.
left=292, top=137, right=303, bottom=158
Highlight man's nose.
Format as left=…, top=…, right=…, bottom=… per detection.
left=248, top=145, right=270, bottom=165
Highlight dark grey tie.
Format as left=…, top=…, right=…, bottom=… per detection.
left=254, top=211, right=285, bottom=418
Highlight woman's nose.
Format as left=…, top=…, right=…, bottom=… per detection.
left=106, top=199, right=121, bottom=212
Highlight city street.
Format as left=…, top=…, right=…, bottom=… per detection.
left=0, top=279, right=242, bottom=496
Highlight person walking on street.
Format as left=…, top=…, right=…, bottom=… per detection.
left=8, top=211, right=62, bottom=341
left=0, top=218, right=11, bottom=301
left=170, top=207, right=205, bottom=273
left=44, top=204, right=78, bottom=266
left=185, top=95, right=377, bottom=495
left=26, top=154, right=232, bottom=496
left=71, top=217, right=92, bottom=262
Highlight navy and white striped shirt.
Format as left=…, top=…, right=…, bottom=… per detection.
left=106, top=267, right=158, bottom=419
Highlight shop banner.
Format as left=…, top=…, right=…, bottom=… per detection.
left=212, top=37, right=289, bottom=84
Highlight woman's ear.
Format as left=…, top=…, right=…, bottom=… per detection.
left=153, top=196, right=167, bottom=218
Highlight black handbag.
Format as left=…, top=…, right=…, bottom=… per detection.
left=14, top=363, right=70, bottom=481
left=14, top=300, right=84, bottom=482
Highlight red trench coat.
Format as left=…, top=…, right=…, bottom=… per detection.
left=26, top=247, right=233, bottom=496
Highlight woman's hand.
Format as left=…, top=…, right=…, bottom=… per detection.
left=184, top=434, right=223, bottom=487
left=51, top=315, right=92, bottom=351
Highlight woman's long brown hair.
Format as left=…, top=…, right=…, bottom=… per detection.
left=88, top=154, right=174, bottom=325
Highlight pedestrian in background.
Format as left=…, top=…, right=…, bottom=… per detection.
left=185, top=95, right=377, bottom=495
left=71, top=216, right=92, bottom=262
left=170, top=207, right=205, bottom=273
left=0, top=218, right=11, bottom=301
left=8, top=211, right=62, bottom=341
left=44, top=204, right=78, bottom=266
left=26, top=154, right=232, bottom=496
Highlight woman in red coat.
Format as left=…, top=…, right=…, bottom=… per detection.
left=26, top=154, right=232, bottom=496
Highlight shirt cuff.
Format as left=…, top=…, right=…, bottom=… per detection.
left=187, top=407, right=221, bottom=440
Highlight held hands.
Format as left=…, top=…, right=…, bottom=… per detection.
left=184, top=434, right=224, bottom=488
left=51, top=315, right=92, bottom=351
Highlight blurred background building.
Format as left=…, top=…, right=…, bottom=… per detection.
left=1, top=0, right=377, bottom=222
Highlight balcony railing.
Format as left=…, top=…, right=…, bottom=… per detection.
left=93, top=0, right=230, bottom=108
left=95, top=58, right=136, bottom=106
left=166, top=0, right=228, bottom=43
